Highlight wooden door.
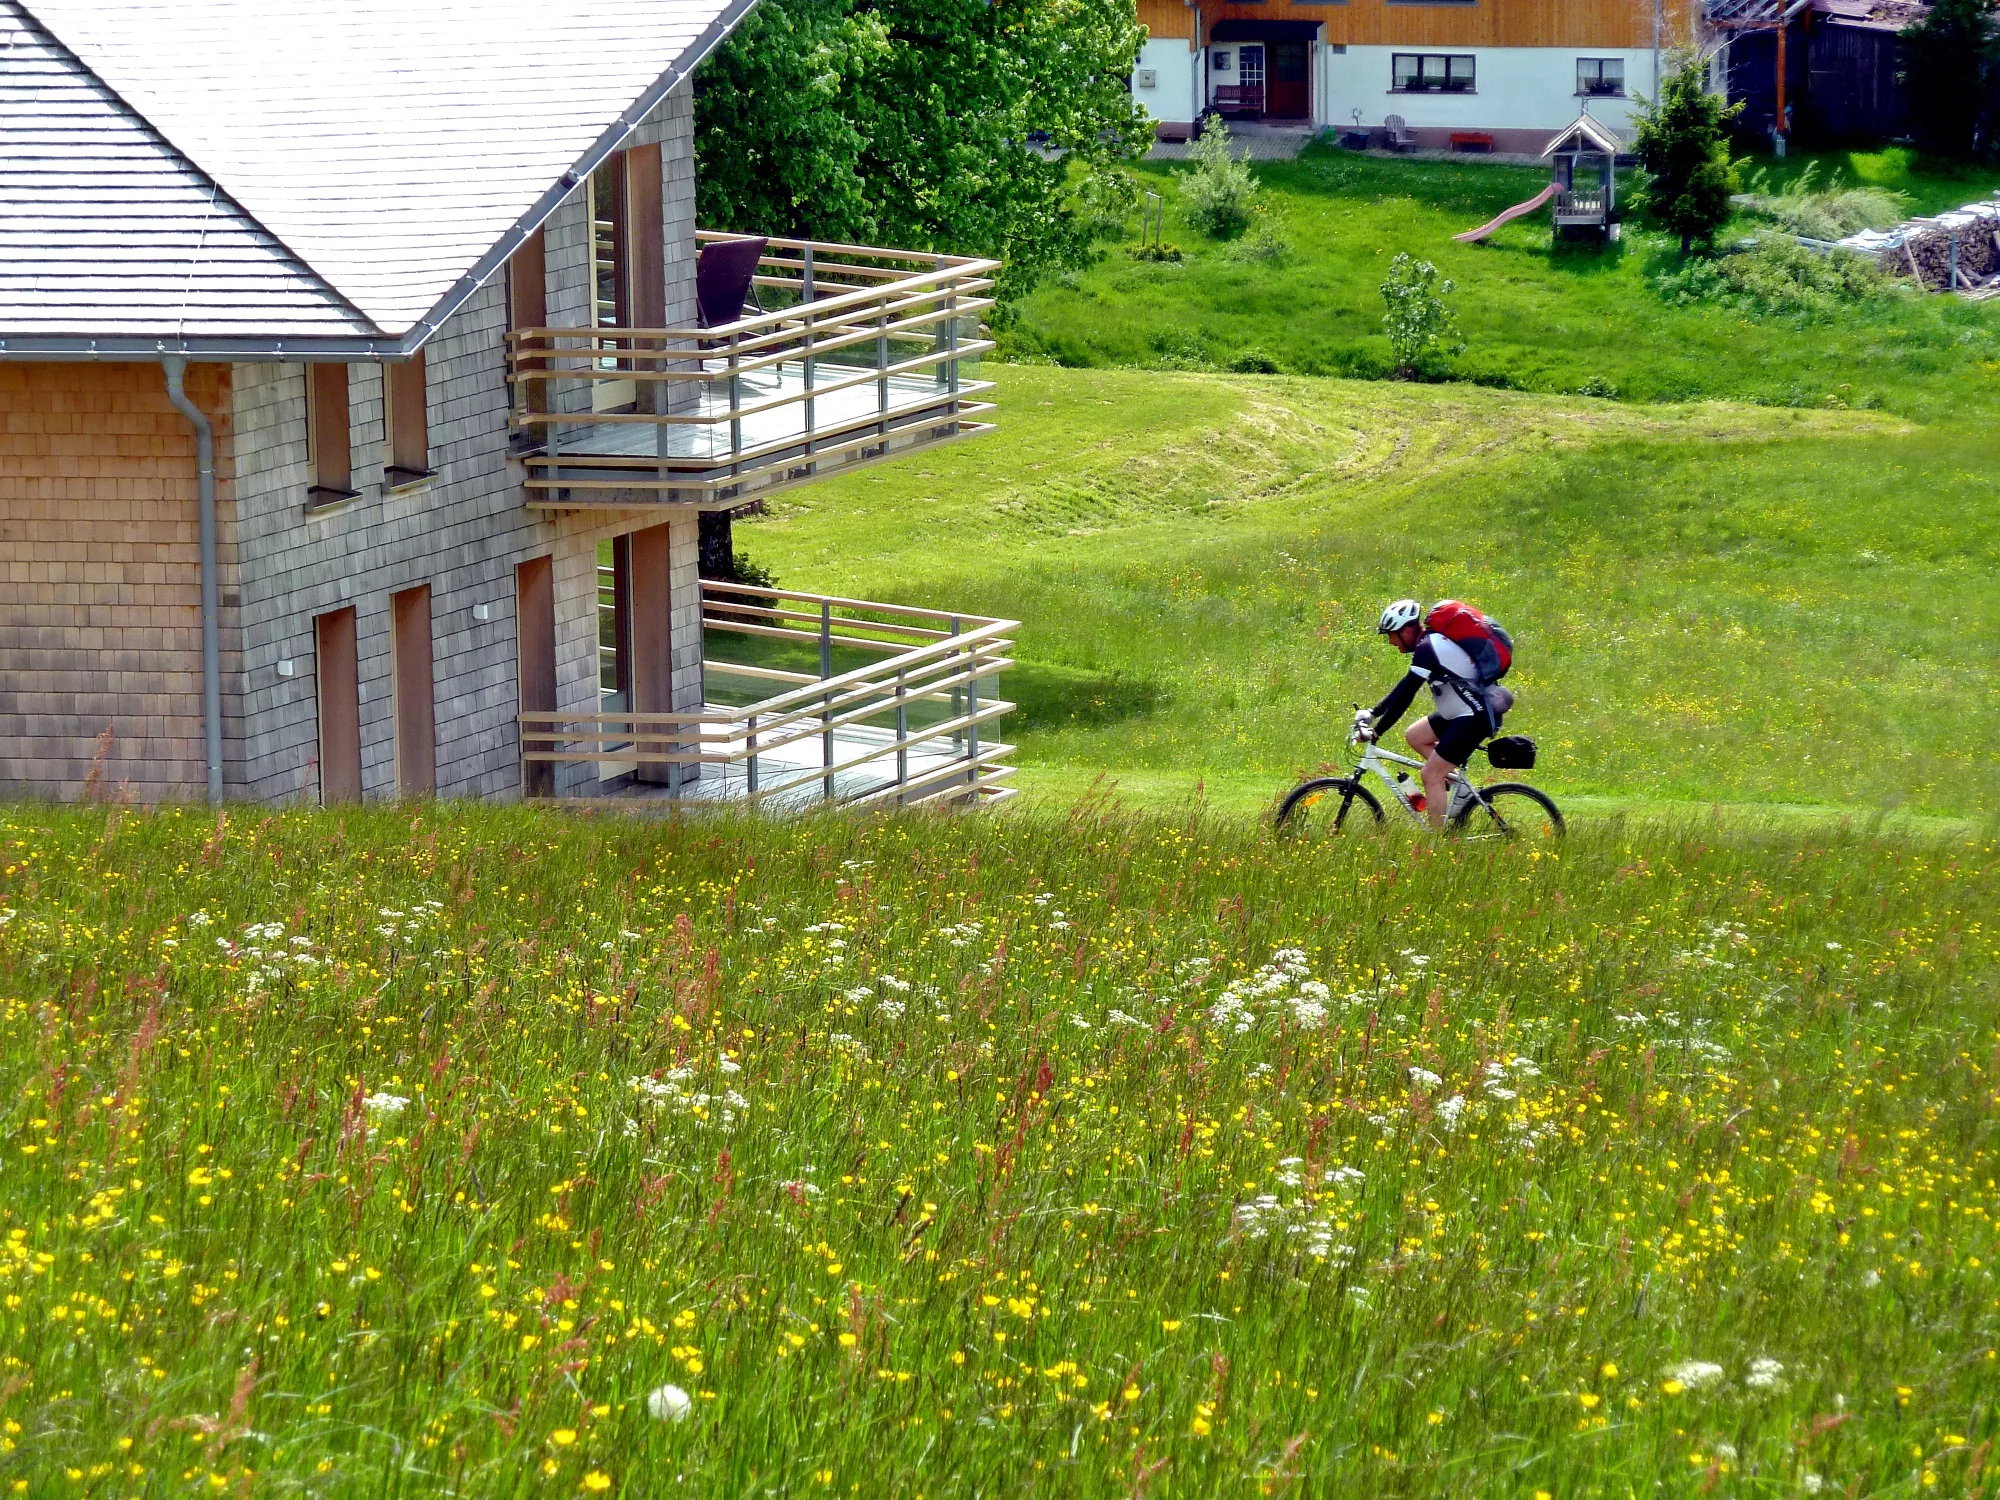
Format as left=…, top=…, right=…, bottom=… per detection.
left=508, top=228, right=549, bottom=416
left=315, top=606, right=362, bottom=803
left=1268, top=40, right=1310, bottom=119
left=391, top=584, right=436, bottom=796
left=516, top=557, right=556, bottom=798
left=627, top=522, right=676, bottom=784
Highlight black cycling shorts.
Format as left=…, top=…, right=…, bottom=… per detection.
left=1427, top=711, right=1492, bottom=766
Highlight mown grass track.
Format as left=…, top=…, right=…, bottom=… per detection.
left=3, top=803, right=1997, bottom=1496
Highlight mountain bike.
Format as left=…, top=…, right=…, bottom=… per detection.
left=1276, top=712, right=1564, bottom=839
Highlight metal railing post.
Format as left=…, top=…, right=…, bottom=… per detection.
left=877, top=306, right=890, bottom=436
left=746, top=711, right=759, bottom=798
left=803, top=308, right=816, bottom=466
left=949, top=616, right=963, bottom=755
left=895, top=665, right=909, bottom=797
left=728, top=331, right=743, bottom=474
left=821, top=600, right=835, bottom=801
left=966, top=647, right=981, bottom=792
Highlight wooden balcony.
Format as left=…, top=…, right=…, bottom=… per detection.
left=521, top=583, right=1017, bottom=809
left=506, top=234, right=999, bottom=509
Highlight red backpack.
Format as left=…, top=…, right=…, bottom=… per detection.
left=1425, top=600, right=1513, bottom=683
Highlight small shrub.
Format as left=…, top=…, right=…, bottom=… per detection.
left=1231, top=212, right=1290, bottom=264
left=1656, top=241, right=1887, bottom=320
left=1181, top=121, right=1258, bottom=239
left=1148, top=328, right=1214, bottom=371
left=1127, top=243, right=1184, bottom=263
left=1379, top=252, right=1465, bottom=378
left=729, top=550, right=779, bottom=590
left=1073, top=167, right=1139, bottom=243
left=1227, top=350, right=1281, bottom=374
left=1577, top=374, right=1619, bottom=399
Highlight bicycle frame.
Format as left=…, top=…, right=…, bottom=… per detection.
left=1347, top=732, right=1487, bottom=822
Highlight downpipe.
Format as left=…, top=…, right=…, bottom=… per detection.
left=161, top=357, right=223, bottom=804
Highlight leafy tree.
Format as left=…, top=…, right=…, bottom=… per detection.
left=693, top=0, right=1150, bottom=302
left=1379, top=253, right=1465, bottom=379
left=1631, top=52, right=1742, bottom=254
left=1179, top=120, right=1258, bottom=238
left=1901, top=0, right=1999, bottom=157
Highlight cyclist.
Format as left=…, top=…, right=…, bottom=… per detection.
left=1355, top=599, right=1507, bottom=827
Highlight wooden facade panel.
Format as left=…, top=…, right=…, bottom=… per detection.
left=391, top=583, right=436, bottom=796
left=1205, top=0, right=1673, bottom=50
left=314, top=605, right=362, bottom=804
left=1138, top=0, right=1195, bottom=40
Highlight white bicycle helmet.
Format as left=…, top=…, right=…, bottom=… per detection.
left=1376, top=598, right=1422, bottom=635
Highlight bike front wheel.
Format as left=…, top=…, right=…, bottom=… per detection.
left=1276, top=777, right=1385, bottom=835
left=1451, top=782, right=1565, bottom=840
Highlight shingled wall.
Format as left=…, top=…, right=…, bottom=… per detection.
left=0, top=360, right=245, bottom=801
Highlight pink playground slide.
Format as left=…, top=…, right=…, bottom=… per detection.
left=1453, top=183, right=1558, bottom=244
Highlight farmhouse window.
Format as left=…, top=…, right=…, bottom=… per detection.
left=1577, top=57, right=1625, bottom=96
left=384, top=351, right=433, bottom=486
left=305, top=363, right=355, bottom=503
left=1392, top=53, right=1475, bottom=93
left=1212, top=50, right=1231, bottom=71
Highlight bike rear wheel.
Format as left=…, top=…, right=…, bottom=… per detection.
left=1276, top=777, right=1384, bottom=835
left=1451, top=782, right=1565, bottom=840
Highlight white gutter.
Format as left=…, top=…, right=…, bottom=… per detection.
left=160, top=356, right=222, bottom=804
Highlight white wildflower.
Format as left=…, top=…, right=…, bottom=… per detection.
left=185, top=910, right=212, bottom=928
left=1408, top=1067, right=1443, bottom=1091
left=647, top=1383, right=693, bottom=1423
left=362, top=1092, right=410, bottom=1117
left=1744, top=1357, right=1785, bottom=1390
left=875, top=998, right=906, bottom=1021
left=1666, top=1360, right=1725, bottom=1389
left=1434, top=1094, right=1467, bottom=1132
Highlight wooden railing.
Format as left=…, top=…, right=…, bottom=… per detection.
left=506, top=234, right=1000, bottom=508
left=521, top=583, right=1017, bottom=809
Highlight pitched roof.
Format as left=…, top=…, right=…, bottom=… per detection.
left=1542, top=114, right=1626, bottom=157
left=1, top=2, right=373, bottom=345
left=3, top=0, right=757, bottom=356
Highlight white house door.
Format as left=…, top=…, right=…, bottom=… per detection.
left=1237, top=46, right=1265, bottom=113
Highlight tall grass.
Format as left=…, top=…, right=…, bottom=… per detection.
left=3, top=803, right=1996, bottom=1495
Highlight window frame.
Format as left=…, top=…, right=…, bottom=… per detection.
left=305, top=362, right=357, bottom=509
left=1576, top=57, right=1626, bottom=97
left=384, top=350, right=435, bottom=488
left=1391, top=52, right=1476, bottom=93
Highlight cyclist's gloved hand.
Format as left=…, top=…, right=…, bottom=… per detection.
left=1352, top=709, right=1376, bottom=742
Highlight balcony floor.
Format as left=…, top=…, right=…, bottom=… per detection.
left=550, top=360, right=966, bottom=463
left=590, top=701, right=1009, bottom=810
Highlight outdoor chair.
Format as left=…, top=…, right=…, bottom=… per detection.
left=695, top=235, right=768, bottom=330
left=1383, top=114, right=1418, bottom=152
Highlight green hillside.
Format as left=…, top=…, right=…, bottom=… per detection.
left=744, top=364, right=2000, bottom=821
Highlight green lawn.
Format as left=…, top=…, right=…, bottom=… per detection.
left=741, top=364, right=2000, bottom=820
left=5, top=804, right=1997, bottom=1497
left=999, top=147, right=2000, bottom=424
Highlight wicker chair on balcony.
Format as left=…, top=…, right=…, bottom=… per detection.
left=695, top=235, right=768, bottom=331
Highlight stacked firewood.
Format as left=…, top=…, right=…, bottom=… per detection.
left=1840, top=200, right=2000, bottom=292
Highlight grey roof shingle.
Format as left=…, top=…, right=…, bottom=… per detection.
left=3, top=0, right=755, bottom=354
left=1, top=2, right=376, bottom=344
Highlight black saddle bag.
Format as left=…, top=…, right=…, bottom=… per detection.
left=1485, top=734, right=1537, bottom=770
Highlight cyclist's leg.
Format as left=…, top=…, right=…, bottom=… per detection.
left=1426, top=714, right=1486, bottom=826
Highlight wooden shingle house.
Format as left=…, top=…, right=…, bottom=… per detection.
left=1, top=0, right=1013, bottom=808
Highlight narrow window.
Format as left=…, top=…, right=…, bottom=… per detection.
left=1577, top=58, right=1625, bottom=96
left=315, top=606, right=363, bottom=803
left=516, top=556, right=557, bottom=798
left=391, top=584, right=436, bottom=795
left=508, top=229, right=549, bottom=417
left=306, top=364, right=354, bottom=502
left=385, top=352, right=432, bottom=485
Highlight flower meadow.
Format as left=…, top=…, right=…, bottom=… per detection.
left=1, top=803, right=1997, bottom=1499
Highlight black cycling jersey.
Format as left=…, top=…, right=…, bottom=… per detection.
left=1370, top=634, right=1484, bottom=733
